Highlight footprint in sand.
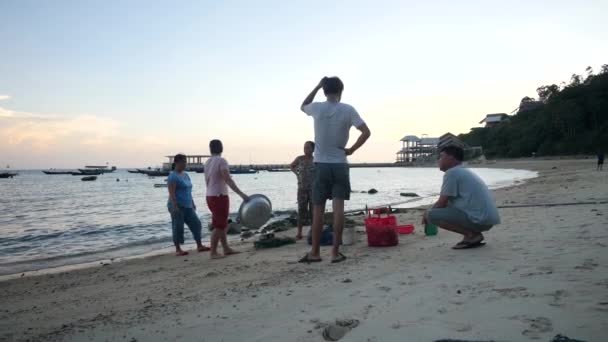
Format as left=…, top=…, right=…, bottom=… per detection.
left=594, top=302, right=608, bottom=312
left=321, top=319, right=360, bottom=341
left=521, top=266, right=554, bottom=277
left=574, top=259, right=598, bottom=270
left=537, top=266, right=554, bottom=274
left=546, top=290, right=568, bottom=307
left=361, top=304, right=374, bottom=319
left=377, top=286, right=392, bottom=293
left=510, top=316, right=553, bottom=340
left=454, top=323, right=473, bottom=332
left=492, top=287, right=532, bottom=299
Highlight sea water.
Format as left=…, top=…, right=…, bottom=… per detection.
left=0, top=167, right=536, bottom=275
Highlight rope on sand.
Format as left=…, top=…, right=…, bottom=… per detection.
left=344, top=197, right=424, bottom=215
left=366, top=201, right=608, bottom=211
left=345, top=200, right=608, bottom=214
left=496, top=200, right=608, bottom=209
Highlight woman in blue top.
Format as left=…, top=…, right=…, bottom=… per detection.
left=168, top=154, right=210, bottom=256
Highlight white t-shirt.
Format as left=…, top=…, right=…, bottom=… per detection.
left=204, top=155, right=230, bottom=196
left=303, top=101, right=365, bottom=163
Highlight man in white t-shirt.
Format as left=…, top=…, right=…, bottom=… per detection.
left=298, top=77, right=371, bottom=263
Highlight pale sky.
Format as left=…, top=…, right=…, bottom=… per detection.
left=1, top=0, right=607, bottom=168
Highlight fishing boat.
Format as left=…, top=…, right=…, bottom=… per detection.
left=230, top=168, right=258, bottom=174
left=42, top=170, right=74, bottom=175
left=71, top=170, right=104, bottom=176
left=81, top=176, right=98, bottom=181
left=0, top=172, right=18, bottom=178
left=142, top=170, right=170, bottom=177
left=127, top=170, right=141, bottom=174
left=79, top=165, right=116, bottom=174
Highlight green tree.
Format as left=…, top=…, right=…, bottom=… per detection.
left=537, top=84, right=559, bottom=102
left=459, top=64, right=608, bottom=158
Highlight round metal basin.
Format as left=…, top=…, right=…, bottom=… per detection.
left=238, top=194, right=272, bottom=229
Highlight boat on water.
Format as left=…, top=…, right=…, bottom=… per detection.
left=81, top=176, right=97, bottom=181
left=43, top=164, right=116, bottom=175
left=267, top=168, right=291, bottom=173
left=71, top=170, right=104, bottom=176
left=142, top=170, right=170, bottom=177
left=130, top=168, right=167, bottom=176
left=230, top=168, right=258, bottom=174
left=79, top=165, right=116, bottom=174
left=42, top=170, right=74, bottom=175
left=0, top=172, right=18, bottom=178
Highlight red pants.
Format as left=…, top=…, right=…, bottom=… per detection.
left=206, top=195, right=229, bottom=229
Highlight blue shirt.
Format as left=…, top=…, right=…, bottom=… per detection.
left=167, top=171, right=194, bottom=208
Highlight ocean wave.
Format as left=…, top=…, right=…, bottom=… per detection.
left=0, top=235, right=174, bottom=267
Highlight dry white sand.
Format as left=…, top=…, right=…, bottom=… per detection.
left=1, top=159, right=607, bottom=342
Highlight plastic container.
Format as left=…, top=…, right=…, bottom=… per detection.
left=425, top=223, right=438, bottom=236
left=364, top=207, right=398, bottom=247
left=396, top=224, right=415, bottom=234
left=342, top=226, right=356, bottom=245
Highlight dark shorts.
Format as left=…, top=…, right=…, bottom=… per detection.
left=427, top=207, right=493, bottom=233
left=312, top=163, right=351, bottom=205
left=206, top=195, right=230, bottom=229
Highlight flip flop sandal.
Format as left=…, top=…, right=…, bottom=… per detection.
left=298, top=254, right=322, bottom=264
left=452, top=241, right=486, bottom=250
left=331, top=253, right=347, bottom=263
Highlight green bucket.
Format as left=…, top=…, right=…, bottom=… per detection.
left=425, top=223, right=438, bottom=236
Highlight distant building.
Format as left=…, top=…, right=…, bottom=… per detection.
left=162, top=154, right=210, bottom=171
left=479, top=113, right=509, bottom=127
left=438, top=132, right=467, bottom=149
left=396, top=133, right=467, bottom=163
left=517, top=99, right=543, bottom=113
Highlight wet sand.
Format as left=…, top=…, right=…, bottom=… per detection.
left=1, top=159, right=607, bottom=341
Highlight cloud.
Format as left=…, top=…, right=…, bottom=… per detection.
left=0, top=106, right=116, bottom=149
left=0, top=105, right=176, bottom=169
left=0, top=95, right=10, bottom=101
left=0, top=106, right=58, bottom=120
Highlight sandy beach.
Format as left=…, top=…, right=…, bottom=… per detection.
left=1, top=159, right=607, bottom=342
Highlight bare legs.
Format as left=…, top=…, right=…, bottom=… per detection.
left=308, top=203, right=326, bottom=260
left=210, top=227, right=239, bottom=259
left=331, top=199, right=345, bottom=259
left=307, top=199, right=345, bottom=262
left=210, top=228, right=221, bottom=259
left=196, top=240, right=210, bottom=252
left=174, top=243, right=188, bottom=256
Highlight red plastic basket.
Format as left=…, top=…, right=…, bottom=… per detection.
left=364, top=207, right=399, bottom=247
left=397, top=224, right=415, bottom=234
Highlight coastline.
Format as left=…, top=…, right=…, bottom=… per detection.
left=0, top=166, right=536, bottom=279
left=1, top=159, right=607, bottom=341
